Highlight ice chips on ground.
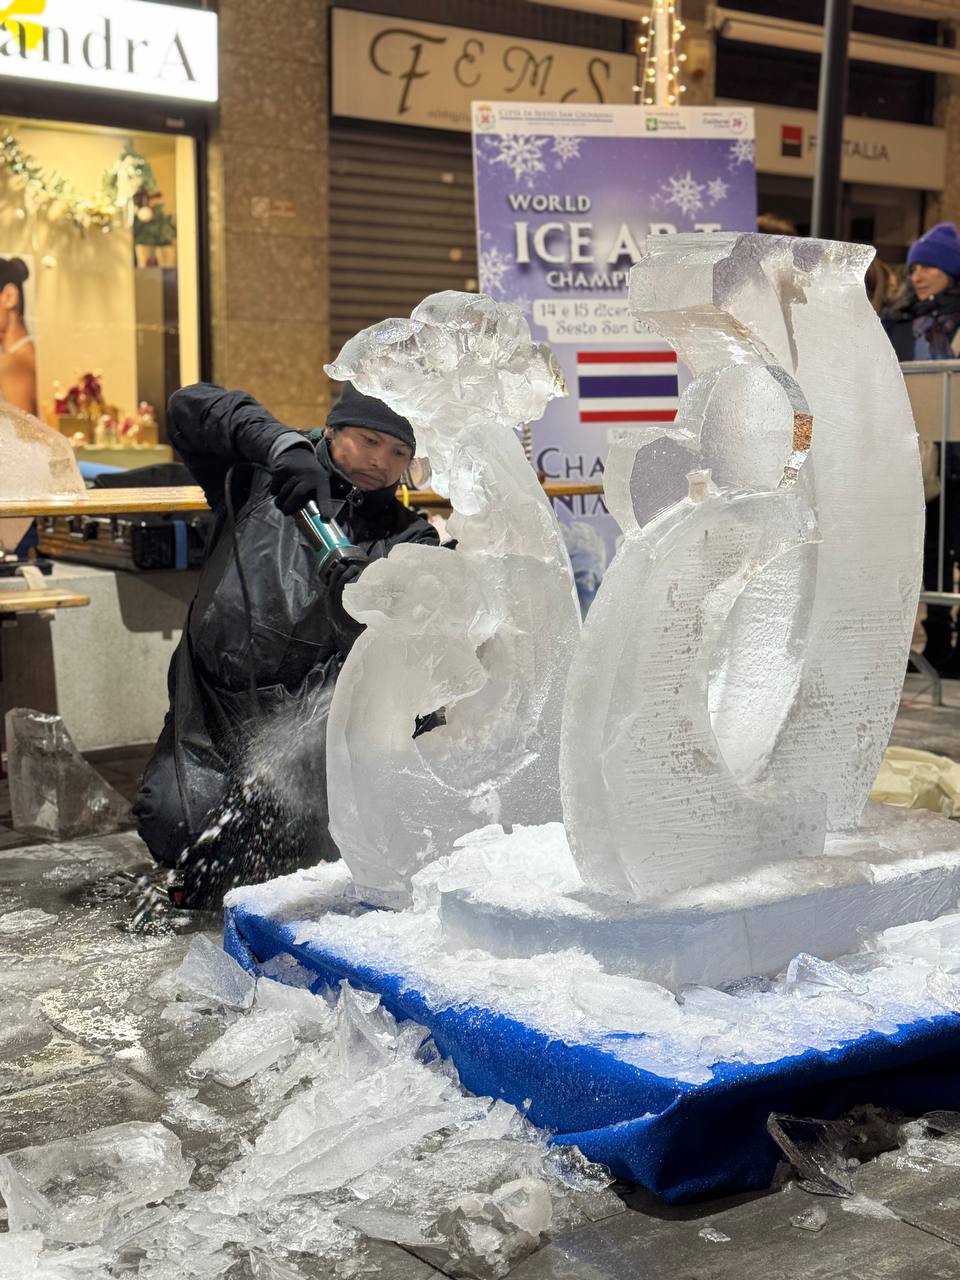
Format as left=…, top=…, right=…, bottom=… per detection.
left=2, top=965, right=615, bottom=1280
left=172, top=933, right=255, bottom=1010
left=283, top=893, right=960, bottom=1086
left=188, top=1009, right=298, bottom=1086
left=0, top=1232, right=112, bottom=1280
left=0, top=1121, right=193, bottom=1244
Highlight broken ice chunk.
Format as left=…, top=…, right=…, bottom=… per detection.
left=766, top=1114, right=854, bottom=1197
left=923, top=967, right=960, bottom=1012
left=5, top=709, right=131, bottom=840
left=173, top=934, right=255, bottom=1011
left=248, top=1253, right=303, bottom=1280
left=871, top=912, right=960, bottom=971
left=920, top=1111, right=960, bottom=1137
left=258, top=952, right=318, bottom=988
left=434, top=1175, right=554, bottom=1278
left=791, top=1204, right=828, bottom=1231
left=161, top=1089, right=233, bottom=1135
left=698, top=1225, right=731, bottom=1243
left=243, top=1057, right=466, bottom=1200
left=783, top=954, right=868, bottom=998
left=188, top=1009, right=298, bottom=1086
left=0, top=1121, right=193, bottom=1245
left=254, top=978, right=334, bottom=1039
left=570, top=971, right=679, bottom=1035
left=542, top=1145, right=621, bottom=1227
left=331, top=981, right=406, bottom=1078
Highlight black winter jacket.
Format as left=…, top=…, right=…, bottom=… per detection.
left=134, top=383, right=439, bottom=897
left=882, top=284, right=960, bottom=362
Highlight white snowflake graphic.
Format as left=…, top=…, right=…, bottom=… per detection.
left=728, top=137, right=756, bottom=170
left=551, top=135, right=583, bottom=168
left=661, top=170, right=705, bottom=217
left=478, top=245, right=512, bottom=296
left=706, top=177, right=730, bottom=205
left=484, top=134, right=549, bottom=186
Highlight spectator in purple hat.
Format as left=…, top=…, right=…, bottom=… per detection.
left=883, top=222, right=960, bottom=360
left=882, top=223, right=960, bottom=674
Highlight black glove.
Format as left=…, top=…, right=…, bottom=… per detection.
left=269, top=445, right=328, bottom=516
left=325, top=557, right=367, bottom=656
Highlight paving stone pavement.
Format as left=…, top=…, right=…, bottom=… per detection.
left=0, top=687, right=959, bottom=1277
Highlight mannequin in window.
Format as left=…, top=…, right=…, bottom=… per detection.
left=0, top=257, right=36, bottom=417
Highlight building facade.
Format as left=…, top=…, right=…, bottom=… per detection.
left=2, top=0, right=959, bottom=430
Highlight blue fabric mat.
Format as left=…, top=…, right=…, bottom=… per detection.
left=224, top=901, right=960, bottom=1203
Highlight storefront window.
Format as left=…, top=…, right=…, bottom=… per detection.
left=0, top=115, right=199, bottom=449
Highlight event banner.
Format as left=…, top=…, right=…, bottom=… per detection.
left=471, top=102, right=756, bottom=565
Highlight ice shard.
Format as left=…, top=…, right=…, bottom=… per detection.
left=5, top=708, right=131, bottom=840
left=324, top=292, right=581, bottom=907
left=0, top=1121, right=192, bottom=1245
left=560, top=233, right=923, bottom=898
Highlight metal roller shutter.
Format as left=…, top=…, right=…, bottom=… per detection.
left=329, top=121, right=478, bottom=358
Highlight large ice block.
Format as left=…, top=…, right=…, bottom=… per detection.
left=437, top=805, right=960, bottom=989
left=560, top=233, right=923, bottom=899
left=5, top=708, right=131, bottom=840
left=0, top=403, right=84, bottom=553
left=323, top=292, right=581, bottom=907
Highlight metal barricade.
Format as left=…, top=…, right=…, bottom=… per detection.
left=900, top=359, right=960, bottom=705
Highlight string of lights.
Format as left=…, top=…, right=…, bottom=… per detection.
left=634, top=0, right=688, bottom=107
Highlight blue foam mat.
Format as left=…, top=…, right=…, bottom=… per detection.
left=224, top=901, right=960, bottom=1202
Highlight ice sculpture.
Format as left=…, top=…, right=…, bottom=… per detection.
left=0, top=403, right=84, bottom=551
left=560, top=234, right=924, bottom=898
left=323, top=292, right=581, bottom=907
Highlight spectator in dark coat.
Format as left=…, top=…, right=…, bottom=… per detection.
left=882, top=223, right=960, bottom=674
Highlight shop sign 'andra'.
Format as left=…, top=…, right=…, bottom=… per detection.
left=0, top=0, right=218, bottom=104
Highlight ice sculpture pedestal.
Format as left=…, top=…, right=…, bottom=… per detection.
left=223, top=857, right=960, bottom=1203
left=438, top=806, right=960, bottom=989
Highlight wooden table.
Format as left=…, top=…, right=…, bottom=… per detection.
left=0, top=587, right=90, bottom=616
left=0, top=479, right=605, bottom=519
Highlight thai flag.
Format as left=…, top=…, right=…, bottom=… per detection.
left=576, top=350, right=678, bottom=424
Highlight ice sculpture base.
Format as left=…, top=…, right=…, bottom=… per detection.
left=438, top=805, right=960, bottom=990
left=223, top=858, right=960, bottom=1202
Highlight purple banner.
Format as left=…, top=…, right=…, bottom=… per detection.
left=472, top=102, right=757, bottom=570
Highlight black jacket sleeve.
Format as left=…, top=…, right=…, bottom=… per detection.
left=167, top=383, right=311, bottom=507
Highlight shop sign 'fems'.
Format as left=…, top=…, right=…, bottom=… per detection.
left=0, top=0, right=218, bottom=104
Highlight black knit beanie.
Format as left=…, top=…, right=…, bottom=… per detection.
left=325, top=382, right=416, bottom=452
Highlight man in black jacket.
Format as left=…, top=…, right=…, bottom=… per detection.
left=133, top=381, right=438, bottom=907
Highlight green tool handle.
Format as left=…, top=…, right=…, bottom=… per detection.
left=295, top=501, right=367, bottom=568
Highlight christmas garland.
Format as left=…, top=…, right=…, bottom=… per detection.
left=0, top=129, right=173, bottom=237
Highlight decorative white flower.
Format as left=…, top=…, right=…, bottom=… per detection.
left=706, top=177, right=730, bottom=205
left=485, top=134, right=549, bottom=186
left=551, top=135, right=583, bottom=167
left=728, top=137, right=756, bottom=170
left=661, top=170, right=705, bottom=217
left=478, top=245, right=512, bottom=296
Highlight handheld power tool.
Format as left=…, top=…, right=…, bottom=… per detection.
left=294, top=500, right=368, bottom=572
